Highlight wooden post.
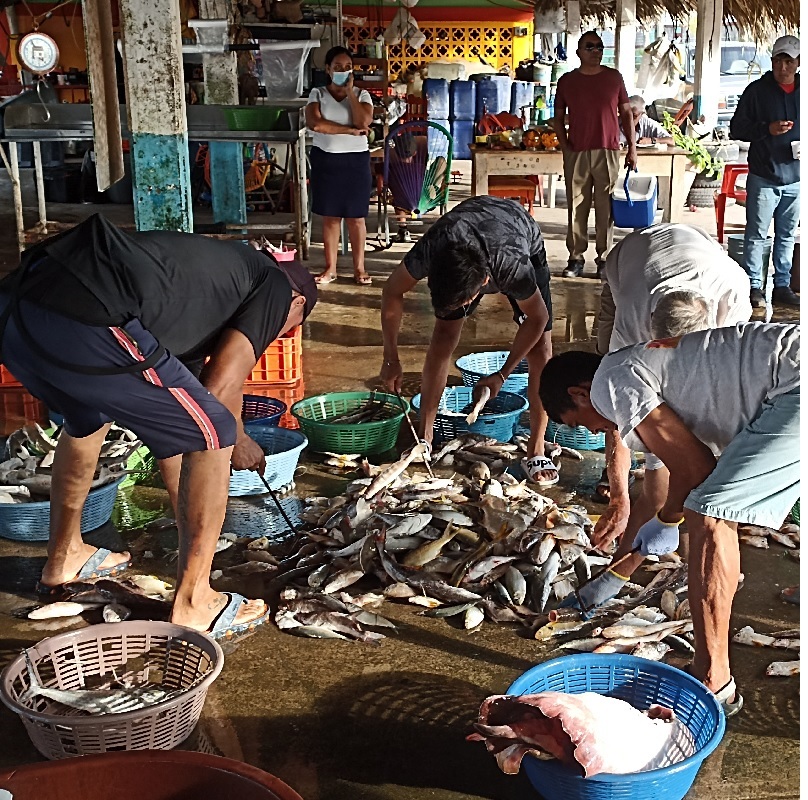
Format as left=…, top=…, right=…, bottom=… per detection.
left=614, top=0, right=637, bottom=91
left=693, top=0, right=723, bottom=129
left=119, top=0, right=193, bottom=232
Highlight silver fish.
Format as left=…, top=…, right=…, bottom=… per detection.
left=464, top=605, right=485, bottom=630
left=631, top=642, right=671, bottom=661
left=466, top=555, right=517, bottom=583
left=766, top=660, right=800, bottom=676
left=534, top=550, right=561, bottom=612
left=28, top=601, right=101, bottom=620
left=323, top=568, right=365, bottom=595
left=102, top=603, right=131, bottom=623
left=503, top=565, right=527, bottom=606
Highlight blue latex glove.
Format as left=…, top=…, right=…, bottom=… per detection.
left=632, top=513, right=682, bottom=556
left=561, top=569, right=628, bottom=617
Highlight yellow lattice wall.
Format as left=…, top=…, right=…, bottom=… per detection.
left=345, top=23, right=529, bottom=82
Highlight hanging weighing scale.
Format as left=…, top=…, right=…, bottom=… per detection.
left=17, top=31, right=60, bottom=76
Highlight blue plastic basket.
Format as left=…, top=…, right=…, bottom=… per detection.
left=411, top=387, right=528, bottom=443
left=507, top=654, right=725, bottom=800
left=228, top=426, right=307, bottom=497
left=456, top=351, right=529, bottom=396
left=242, top=394, right=286, bottom=427
left=0, top=479, right=123, bottom=542
left=224, top=496, right=304, bottom=538
left=547, top=420, right=605, bottom=451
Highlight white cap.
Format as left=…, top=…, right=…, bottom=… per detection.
left=772, top=35, right=800, bottom=59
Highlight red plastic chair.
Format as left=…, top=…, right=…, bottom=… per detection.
left=714, top=163, right=748, bottom=243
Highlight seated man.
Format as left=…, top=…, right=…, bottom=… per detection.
left=380, top=195, right=559, bottom=485
left=619, top=96, right=675, bottom=145
left=590, top=223, right=752, bottom=591
left=0, top=214, right=317, bottom=639
left=539, top=322, right=800, bottom=716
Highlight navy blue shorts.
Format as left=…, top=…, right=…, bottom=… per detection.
left=0, top=296, right=237, bottom=460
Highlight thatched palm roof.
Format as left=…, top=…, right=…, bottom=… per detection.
left=529, top=0, right=798, bottom=37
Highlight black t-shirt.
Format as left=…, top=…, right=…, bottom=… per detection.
left=5, top=215, right=292, bottom=370
left=403, top=195, right=548, bottom=301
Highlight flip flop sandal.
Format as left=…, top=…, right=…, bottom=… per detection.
left=682, top=666, right=744, bottom=718
left=36, top=547, right=131, bottom=596
left=314, top=273, right=337, bottom=285
left=208, top=592, right=270, bottom=641
left=521, top=456, right=560, bottom=487
left=354, top=274, right=372, bottom=286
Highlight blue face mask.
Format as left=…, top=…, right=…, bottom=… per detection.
left=331, top=70, right=351, bottom=86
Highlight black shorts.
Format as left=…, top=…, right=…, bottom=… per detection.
left=435, top=254, right=553, bottom=332
left=0, top=296, right=237, bottom=460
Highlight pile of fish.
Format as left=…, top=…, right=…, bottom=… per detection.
left=324, top=395, right=401, bottom=425
left=739, top=522, right=800, bottom=556
left=0, top=423, right=141, bottom=502
left=197, top=433, right=693, bottom=658
left=732, top=625, right=800, bottom=677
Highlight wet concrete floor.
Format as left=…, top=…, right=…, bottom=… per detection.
left=0, top=165, right=800, bottom=798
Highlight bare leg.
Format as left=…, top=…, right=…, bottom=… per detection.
left=345, top=217, right=369, bottom=282
left=158, top=455, right=181, bottom=514
left=686, top=509, right=739, bottom=694
left=41, top=424, right=130, bottom=586
left=525, top=330, right=556, bottom=481
left=316, top=216, right=341, bottom=282
left=169, top=447, right=266, bottom=630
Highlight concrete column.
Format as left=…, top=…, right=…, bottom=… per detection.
left=194, top=17, right=246, bottom=225
left=119, top=0, right=193, bottom=232
left=692, top=0, right=723, bottom=129
left=614, top=0, right=637, bottom=91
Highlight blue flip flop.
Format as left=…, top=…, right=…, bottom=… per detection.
left=36, top=547, right=131, bottom=596
left=207, top=592, right=269, bottom=640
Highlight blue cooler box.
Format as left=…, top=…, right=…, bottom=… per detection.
left=449, top=80, right=476, bottom=120
left=475, top=75, right=512, bottom=118
left=450, top=119, right=474, bottom=159
left=612, top=172, right=658, bottom=228
left=423, top=78, right=450, bottom=119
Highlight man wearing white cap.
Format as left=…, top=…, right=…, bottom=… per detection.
left=730, top=35, right=800, bottom=308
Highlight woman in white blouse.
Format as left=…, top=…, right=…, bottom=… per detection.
left=305, top=47, right=374, bottom=285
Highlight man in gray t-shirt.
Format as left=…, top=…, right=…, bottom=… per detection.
left=539, top=322, right=800, bottom=717
left=380, top=196, right=559, bottom=485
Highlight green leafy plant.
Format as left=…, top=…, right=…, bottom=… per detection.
left=662, top=112, right=725, bottom=178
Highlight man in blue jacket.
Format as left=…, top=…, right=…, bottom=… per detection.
left=730, top=35, right=800, bottom=308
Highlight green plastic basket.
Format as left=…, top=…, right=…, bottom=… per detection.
left=291, top=392, right=408, bottom=455
left=223, top=107, right=284, bottom=131
left=119, top=447, right=157, bottom=489
left=791, top=499, right=800, bottom=525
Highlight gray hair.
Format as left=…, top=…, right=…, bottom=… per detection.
left=651, top=291, right=711, bottom=338
left=629, top=95, right=646, bottom=112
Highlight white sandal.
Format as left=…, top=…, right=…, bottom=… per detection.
left=521, top=456, right=560, bottom=487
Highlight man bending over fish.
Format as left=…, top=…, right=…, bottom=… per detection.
left=538, top=322, right=800, bottom=715
left=587, top=223, right=752, bottom=598
left=0, top=215, right=316, bottom=639
left=380, top=196, right=558, bottom=486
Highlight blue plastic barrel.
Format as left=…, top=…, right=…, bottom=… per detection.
left=450, top=119, right=475, bottom=159
left=423, top=78, right=450, bottom=119
left=427, top=118, right=451, bottom=157
left=510, top=80, right=534, bottom=115
left=449, top=80, right=476, bottom=120
left=475, top=75, right=512, bottom=119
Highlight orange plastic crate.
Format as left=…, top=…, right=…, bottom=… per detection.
left=241, top=380, right=304, bottom=430
left=0, top=365, right=22, bottom=387
left=245, top=327, right=302, bottom=386
left=0, top=389, right=47, bottom=434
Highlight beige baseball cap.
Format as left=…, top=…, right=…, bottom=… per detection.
left=772, top=35, right=800, bottom=59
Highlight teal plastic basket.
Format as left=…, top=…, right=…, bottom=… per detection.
left=547, top=420, right=605, bottom=450
left=508, top=655, right=725, bottom=800
left=456, top=351, right=529, bottom=396
left=291, top=392, right=407, bottom=455
left=0, top=479, right=123, bottom=542
left=411, top=387, right=527, bottom=443
left=228, top=426, right=307, bottom=497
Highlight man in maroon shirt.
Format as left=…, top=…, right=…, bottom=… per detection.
left=553, top=31, right=637, bottom=278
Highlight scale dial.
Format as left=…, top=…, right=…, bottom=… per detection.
left=17, top=32, right=60, bottom=76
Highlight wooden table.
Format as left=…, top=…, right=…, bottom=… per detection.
left=471, top=145, right=692, bottom=224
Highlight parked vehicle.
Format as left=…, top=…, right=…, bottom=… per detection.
left=686, top=41, right=772, bottom=124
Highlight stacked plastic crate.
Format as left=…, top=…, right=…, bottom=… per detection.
left=449, top=80, right=476, bottom=159
left=242, top=327, right=305, bottom=429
